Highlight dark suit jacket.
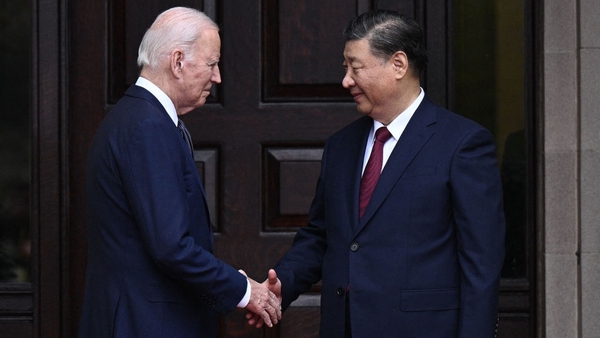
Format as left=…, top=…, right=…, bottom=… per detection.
left=78, top=85, right=246, bottom=338
left=274, top=96, right=505, bottom=338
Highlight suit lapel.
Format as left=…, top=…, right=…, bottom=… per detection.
left=343, top=118, right=372, bottom=233
left=356, top=97, right=437, bottom=232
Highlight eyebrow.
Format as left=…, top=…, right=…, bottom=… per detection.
left=344, top=55, right=356, bottom=62
left=344, top=58, right=364, bottom=66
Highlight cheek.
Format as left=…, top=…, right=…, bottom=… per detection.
left=358, top=79, right=378, bottom=98
left=198, top=69, right=213, bottom=83
left=368, top=76, right=391, bottom=98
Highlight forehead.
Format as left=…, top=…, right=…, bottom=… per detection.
left=343, top=38, right=374, bottom=62
left=195, top=28, right=221, bottom=58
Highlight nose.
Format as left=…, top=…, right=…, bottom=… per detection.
left=212, top=65, right=222, bottom=84
left=342, top=71, right=354, bottom=88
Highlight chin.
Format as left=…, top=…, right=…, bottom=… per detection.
left=199, top=93, right=211, bottom=103
left=356, top=107, right=371, bottom=116
left=196, top=98, right=207, bottom=107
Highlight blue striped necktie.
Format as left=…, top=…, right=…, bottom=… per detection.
left=177, top=119, right=194, bottom=155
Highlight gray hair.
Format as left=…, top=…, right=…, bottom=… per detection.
left=137, top=7, right=219, bottom=70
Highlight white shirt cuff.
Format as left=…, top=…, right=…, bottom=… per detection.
left=236, top=279, right=251, bottom=308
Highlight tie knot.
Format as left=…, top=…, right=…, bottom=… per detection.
left=375, top=127, right=392, bottom=143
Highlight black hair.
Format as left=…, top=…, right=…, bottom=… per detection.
left=343, top=9, right=428, bottom=75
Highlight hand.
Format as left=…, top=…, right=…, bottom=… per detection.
left=246, top=269, right=282, bottom=328
left=239, top=269, right=282, bottom=328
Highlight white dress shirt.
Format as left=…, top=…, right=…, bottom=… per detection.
left=362, top=88, right=425, bottom=175
left=135, top=77, right=178, bottom=126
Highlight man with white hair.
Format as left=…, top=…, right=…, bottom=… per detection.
left=78, top=7, right=280, bottom=337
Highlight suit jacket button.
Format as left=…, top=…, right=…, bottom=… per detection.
left=350, top=242, right=359, bottom=252
left=336, top=287, right=345, bottom=296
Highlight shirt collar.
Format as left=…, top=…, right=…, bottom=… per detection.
left=373, top=88, right=425, bottom=140
left=135, top=77, right=178, bottom=126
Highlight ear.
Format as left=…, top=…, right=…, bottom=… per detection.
left=170, top=49, right=184, bottom=78
left=391, top=51, right=409, bottom=79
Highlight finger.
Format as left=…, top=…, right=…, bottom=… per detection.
left=268, top=296, right=281, bottom=319
left=247, top=314, right=265, bottom=328
left=265, top=298, right=279, bottom=324
left=264, top=304, right=278, bottom=325
left=268, top=291, right=278, bottom=303
left=260, top=309, right=273, bottom=328
left=268, top=269, right=278, bottom=284
left=254, top=318, right=265, bottom=329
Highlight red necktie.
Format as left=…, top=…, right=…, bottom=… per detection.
left=359, top=127, right=392, bottom=219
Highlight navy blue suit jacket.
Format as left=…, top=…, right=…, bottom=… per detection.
left=78, top=85, right=246, bottom=338
left=274, top=97, right=505, bottom=338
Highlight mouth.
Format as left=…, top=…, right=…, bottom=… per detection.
left=351, top=92, right=362, bottom=101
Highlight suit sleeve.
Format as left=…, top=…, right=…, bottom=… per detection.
left=121, top=117, right=246, bottom=314
left=450, top=127, right=505, bottom=337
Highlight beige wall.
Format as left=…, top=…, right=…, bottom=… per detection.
left=543, top=0, right=600, bottom=337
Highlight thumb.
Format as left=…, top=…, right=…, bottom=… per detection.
left=267, top=269, right=278, bottom=285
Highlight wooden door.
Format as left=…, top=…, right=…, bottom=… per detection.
left=64, top=1, right=535, bottom=338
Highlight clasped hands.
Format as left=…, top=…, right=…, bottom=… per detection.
left=239, top=269, right=282, bottom=328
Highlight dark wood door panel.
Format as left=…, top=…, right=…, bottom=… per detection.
left=0, top=321, right=32, bottom=337
left=497, top=315, right=531, bottom=338
left=61, top=0, right=534, bottom=337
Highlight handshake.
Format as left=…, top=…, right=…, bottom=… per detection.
left=239, top=269, right=282, bottom=328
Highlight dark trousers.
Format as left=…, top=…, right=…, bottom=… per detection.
left=345, top=293, right=352, bottom=338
